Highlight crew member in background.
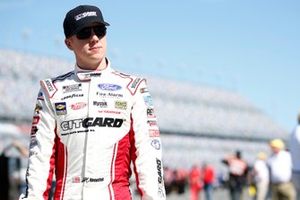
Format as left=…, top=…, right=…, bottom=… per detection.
left=268, top=139, right=295, bottom=200
left=189, top=164, right=203, bottom=200
left=252, top=152, right=269, bottom=200
left=222, top=150, right=248, bottom=200
left=202, top=162, right=215, bottom=200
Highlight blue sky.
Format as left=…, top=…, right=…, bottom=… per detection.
left=0, top=0, right=299, bottom=131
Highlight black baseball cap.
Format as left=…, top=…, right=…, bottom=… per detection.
left=63, top=5, right=110, bottom=38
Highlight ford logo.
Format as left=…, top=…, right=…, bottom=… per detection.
left=98, top=84, right=122, bottom=91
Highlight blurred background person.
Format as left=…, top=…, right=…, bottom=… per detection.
left=189, top=164, right=203, bottom=200
left=164, top=166, right=176, bottom=195
left=222, top=150, right=248, bottom=200
left=202, top=162, right=216, bottom=200
left=267, top=139, right=295, bottom=200
left=289, top=113, right=300, bottom=200
left=251, top=152, right=269, bottom=200
left=0, top=140, right=28, bottom=200
left=174, top=167, right=188, bottom=195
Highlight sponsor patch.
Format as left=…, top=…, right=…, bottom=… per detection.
left=37, top=91, right=44, bottom=100
left=98, top=110, right=121, bottom=115
left=71, top=102, right=86, bottom=110
left=143, top=95, right=153, bottom=107
left=151, top=139, right=161, bottom=150
left=96, top=92, right=123, bottom=98
left=61, top=94, right=84, bottom=100
left=63, top=83, right=82, bottom=93
left=77, top=72, right=101, bottom=81
left=45, top=80, right=55, bottom=92
left=115, top=100, right=127, bottom=110
left=34, top=104, right=42, bottom=114
left=55, top=102, right=67, bottom=115
left=61, top=117, right=124, bottom=131
left=149, top=129, right=160, bottom=137
left=32, top=116, right=40, bottom=125
left=82, top=177, right=104, bottom=183
left=93, top=101, right=107, bottom=108
left=30, top=126, right=38, bottom=148
left=98, top=83, right=122, bottom=91
left=156, top=158, right=163, bottom=184
left=148, top=120, right=158, bottom=127
left=147, top=108, right=156, bottom=118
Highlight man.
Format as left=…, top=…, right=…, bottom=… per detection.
left=268, top=139, right=295, bottom=200
left=20, top=5, right=165, bottom=200
left=222, top=150, right=248, bottom=200
left=189, top=164, right=203, bottom=200
left=252, top=152, right=269, bottom=200
left=289, top=113, right=300, bottom=200
left=202, top=163, right=215, bottom=200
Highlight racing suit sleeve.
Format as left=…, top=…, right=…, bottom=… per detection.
left=131, top=79, right=166, bottom=200
left=20, top=86, right=56, bottom=200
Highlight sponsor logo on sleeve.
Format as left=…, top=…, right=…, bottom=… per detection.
left=149, top=129, right=160, bottom=137
left=32, top=116, right=40, bottom=125
left=147, top=120, right=158, bottom=127
left=45, top=80, right=55, bottom=92
left=151, top=139, right=161, bottom=150
left=34, top=104, right=43, bottom=114
left=156, top=158, right=163, bottom=184
left=29, top=126, right=38, bottom=148
left=143, top=95, right=153, bottom=107
left=147, top=108, right=156, bottom=118
left=37, top=91, right=44, bottom=100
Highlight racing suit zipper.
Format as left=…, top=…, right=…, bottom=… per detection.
left=82, top=75, right=92, bottom=197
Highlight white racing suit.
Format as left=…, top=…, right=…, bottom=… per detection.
left=20, top=59, right=165, bottom=200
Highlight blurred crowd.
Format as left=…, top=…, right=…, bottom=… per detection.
left=161, top=135, right=299, bottom=200
left=1, top=135, right=300, bottom=200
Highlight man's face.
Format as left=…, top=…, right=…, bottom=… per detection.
left=65, top=25, right=107, bottom=70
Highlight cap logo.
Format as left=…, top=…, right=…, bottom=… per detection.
left=75, top=11, right=97, bottom=21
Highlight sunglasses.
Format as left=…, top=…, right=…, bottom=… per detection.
left=76, top=26, right=107, bottom=40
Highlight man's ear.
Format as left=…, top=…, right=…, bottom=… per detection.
left=65, top=39, right=73, bottom=50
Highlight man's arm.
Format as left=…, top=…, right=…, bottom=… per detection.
left=20, top=87, right=56, bottom=200
left=130, top=79, right=166, bottom=200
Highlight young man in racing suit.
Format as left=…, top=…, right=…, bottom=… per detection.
left=20, top=5, right=166, bottom=200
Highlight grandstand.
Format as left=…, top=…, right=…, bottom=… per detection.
left=0, top=49, right=288, bottom=172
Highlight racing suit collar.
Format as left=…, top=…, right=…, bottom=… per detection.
left=75, top=58, right=112, bottom=81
